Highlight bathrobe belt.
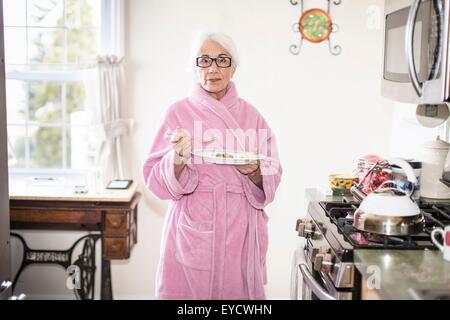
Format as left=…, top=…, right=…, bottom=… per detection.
left=195, top=183, right=259, bottom=300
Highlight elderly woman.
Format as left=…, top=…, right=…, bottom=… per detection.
left=142, top=32, right=282, bottom=300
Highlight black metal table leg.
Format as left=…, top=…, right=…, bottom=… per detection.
left=10, top=233, right=101, bottom=300
left=100, top=235, right=113, bottom=300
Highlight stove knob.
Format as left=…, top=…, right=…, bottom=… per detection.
left=295, top=219, right=302, bottom=231
left=304, top=222, right=316, bottom=238
left=297, top=222, right=306, bottom=237
left=296, top=218, right=310, bottom=231
left=321, top=253, right=333, bottom=273
left=314, top=253, right=333, bottom=273
left=313, top=253, right=323, bottom=271
left=309, top=247, right=319, bottom=261
left=297, top=219, right=316, bottom=238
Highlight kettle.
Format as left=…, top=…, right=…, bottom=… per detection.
left=352, top=158, right=424, bottom=236
left=421, top=136, right=450, bottom=199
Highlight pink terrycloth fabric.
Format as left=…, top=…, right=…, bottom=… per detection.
left=142, top=82, right=282, bottom=300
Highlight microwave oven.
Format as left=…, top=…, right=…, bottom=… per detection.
left=381, top=0, right=450, bottom=104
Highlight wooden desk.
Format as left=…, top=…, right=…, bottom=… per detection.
left=9, top=180, right=141, bottom=300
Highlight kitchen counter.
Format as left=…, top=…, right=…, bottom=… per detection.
left=354, top=249, right=450, bottom=299
left=305, top=187, right=355, bottom=202
left=306, top=186, right=450, bottom=205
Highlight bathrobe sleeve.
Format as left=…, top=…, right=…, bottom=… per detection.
left=142, top=108, right=199, bottom=200
left=242, top=120, right=282, bottom=210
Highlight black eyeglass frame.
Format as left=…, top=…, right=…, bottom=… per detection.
left=196, top=56, right=233, bottom=68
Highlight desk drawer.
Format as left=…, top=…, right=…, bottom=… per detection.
left=103, top=236, right=130, bottom=259
left=105, top=213, right=129, bottom=234
left=10, top=208, right=101, bottom=230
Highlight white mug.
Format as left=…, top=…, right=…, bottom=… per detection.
left=431, top=226, right=450, bottom=262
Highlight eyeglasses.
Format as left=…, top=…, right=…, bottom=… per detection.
left=196, top=56, right=232, bottom=68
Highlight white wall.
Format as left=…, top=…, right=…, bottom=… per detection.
left=120, top=0, right=393, bottom=299
left=389, top=102, right=449, bottom=160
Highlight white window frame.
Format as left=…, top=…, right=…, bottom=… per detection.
left=6, top=0, right=124, bottom=177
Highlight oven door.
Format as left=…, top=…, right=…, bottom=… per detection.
left=381, top=0, right=450, bottom=104
left=291, top=243, right=352, bottom=300
left=298, top=263, right=354, bottom=300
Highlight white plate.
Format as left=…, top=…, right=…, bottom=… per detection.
left=192, top=149, right=265, bottom=165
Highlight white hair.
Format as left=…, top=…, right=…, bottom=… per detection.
left=189, top=32, right=240, bottom=70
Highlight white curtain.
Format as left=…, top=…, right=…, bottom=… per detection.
left=91, top=0, right=130, bottom=185
left=7, top=137, right=17, bottom=166
left=101, top=0, right=125, bottom=57
left=94, top=55, right=133, bottom=183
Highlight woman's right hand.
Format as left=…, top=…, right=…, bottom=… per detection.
left=170, top=127, right=192, bottom=165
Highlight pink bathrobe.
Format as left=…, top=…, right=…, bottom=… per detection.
left=142, top=82, right=282, bottom=300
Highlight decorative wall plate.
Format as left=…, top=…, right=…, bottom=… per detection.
left=290, top=0, right=342, bottom=56
left=299, top=8, right=332, bottom=43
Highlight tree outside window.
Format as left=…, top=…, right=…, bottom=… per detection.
left=5, top=0, right=101, bottom=172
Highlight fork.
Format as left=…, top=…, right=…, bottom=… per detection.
left=165, top=130, right=216, bottom=144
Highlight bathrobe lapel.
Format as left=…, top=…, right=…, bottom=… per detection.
left=190, top=82, right=246, bottom=151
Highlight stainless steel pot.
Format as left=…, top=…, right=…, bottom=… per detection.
left=352, top=158, right=424, bottom=236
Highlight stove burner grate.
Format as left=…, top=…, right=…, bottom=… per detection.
left=319, top=201, right=450, bottom=250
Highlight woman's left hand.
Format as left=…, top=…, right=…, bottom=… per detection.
left=235, top=161, right=264, bottom=189
left=234, top=161, right=259, bottom=175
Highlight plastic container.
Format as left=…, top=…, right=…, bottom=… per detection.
left=356, top=155, right=391, bottom=195
left=421, top=137, right=450, bottom=199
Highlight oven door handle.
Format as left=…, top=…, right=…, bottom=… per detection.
left=405, top=0, right=423, bottom=97
left=299, top=264, right=336, bottom=300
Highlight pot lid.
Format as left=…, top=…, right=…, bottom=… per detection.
left=359, top=191, right=421, bottom=217
left=422, top=136, right=450, bottom=150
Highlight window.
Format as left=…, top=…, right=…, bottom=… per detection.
left=3, top=0, right=117, bottom=174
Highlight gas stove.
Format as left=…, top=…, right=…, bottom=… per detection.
left=293, top=199, right=450, bottom=300
left=319, top=201, right=450, bottom=250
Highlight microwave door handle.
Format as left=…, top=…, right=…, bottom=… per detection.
left=299, top=264, right=336, bottom=300
left=405, top=0, right=423, bottom=97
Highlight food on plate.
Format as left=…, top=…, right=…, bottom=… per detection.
left=215, top=152, right=235, bottom=159
left=194, top=149, right=263, bottom=164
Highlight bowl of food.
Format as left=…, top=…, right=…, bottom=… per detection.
left=329, top=174, right=358, bottom=196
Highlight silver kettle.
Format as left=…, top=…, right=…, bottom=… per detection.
left=351, top=158, right=424, bottom=236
